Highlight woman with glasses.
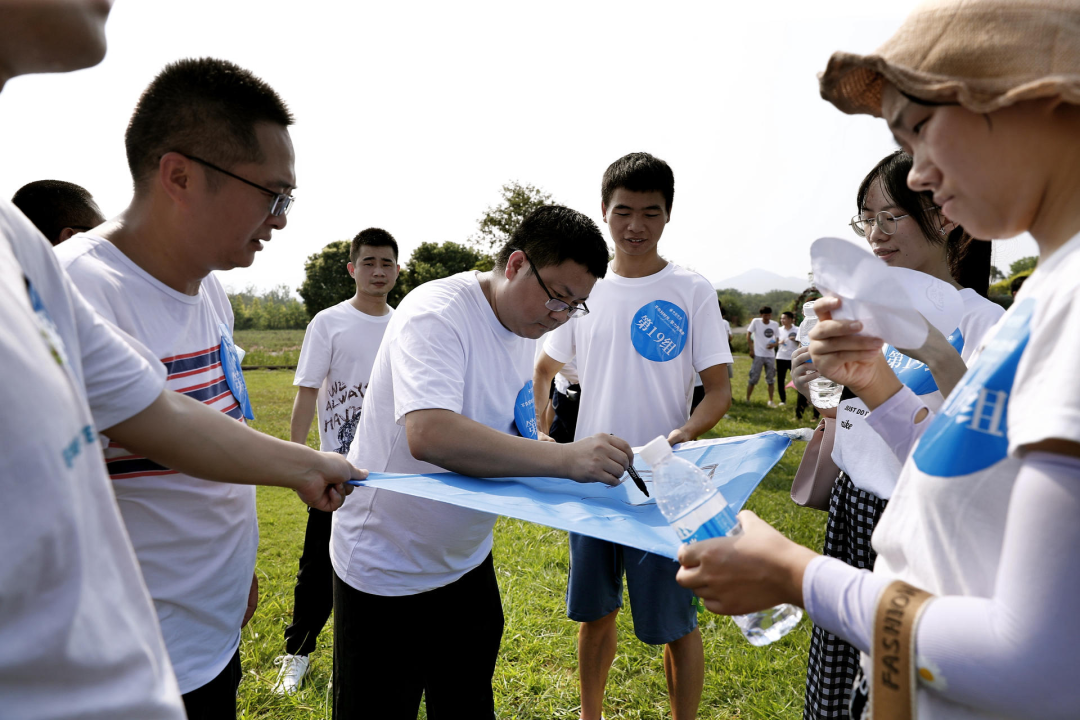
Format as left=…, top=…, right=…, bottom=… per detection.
left=794, top=150, right=1003, bottom=719
left=677, top=1, right=1080, bottom=717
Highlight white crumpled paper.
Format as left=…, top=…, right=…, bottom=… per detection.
left=810, top=237, right=963, bottom=349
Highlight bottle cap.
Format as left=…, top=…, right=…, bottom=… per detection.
left=802, top=301, right=817, bottom=318
left=640, top=436, right=673, bottom=466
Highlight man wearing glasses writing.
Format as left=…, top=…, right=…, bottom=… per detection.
left=331, top=205, right=635, bottom=718
left=55, top=57, right=296, bottom=719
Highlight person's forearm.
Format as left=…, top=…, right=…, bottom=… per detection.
left=921, top=342, right=968, bottom=399
left=406, top=408, right=567, bottom=478
left=105, top=389, right=323, bottom=490
left=679, top=380, right=731, bottom=440
left=290, top=387, right=318, bottom=445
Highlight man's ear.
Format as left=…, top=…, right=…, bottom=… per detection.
left=56, top=227, right=80, bottom=244
left=347, top=261, right=356, bottom=279
left=504, top=249, right=526, bottom=280
left=157, top=152, right=196, bottom=207
left=600, top=202, right=608, bottom=223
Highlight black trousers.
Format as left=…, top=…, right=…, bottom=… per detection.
left=776, top=359, right=792, bottom=404
left=548, top=384, right=580, bottom=444
left=332, top=554, right=504, bottom=720
left=181, top=648, right=241, bottom=720
left=284, top=507, right=334, bottom=656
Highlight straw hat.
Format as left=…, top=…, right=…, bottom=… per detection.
left=819, top=0, right=1080, bottom=117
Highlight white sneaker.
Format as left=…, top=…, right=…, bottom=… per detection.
left=272, top=654, right=310, bottom=695
left=778, top=402, right=786, bottom=406
left=767, top=401, right=777, bottom=408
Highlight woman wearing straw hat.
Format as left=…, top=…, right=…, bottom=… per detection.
left=676, top=1, right=1080, bottom=718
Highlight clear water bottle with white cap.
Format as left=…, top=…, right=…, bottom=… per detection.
left=799, top=301, right=844, bottom=409
left=640, top=436, right=802, bottom=646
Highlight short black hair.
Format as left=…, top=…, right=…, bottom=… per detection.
left=858, top=150, right=990, bottom=296
left=495, top=205, right=608, bottom=279
left=351, top=227, right=398, bottom=264
left=125, top=58, right=294, bottom=190
left=601, top=152, right=674, bottom=213
left=760, top=306, right=773, bottom=315
left=1010, top=274, right=1028, bottom=294
left=12, top=180, right=104, bottom=245
left=781, top=311, right=795, bottom=320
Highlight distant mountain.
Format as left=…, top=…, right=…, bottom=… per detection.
left=713, top=268, right=809, bottom=294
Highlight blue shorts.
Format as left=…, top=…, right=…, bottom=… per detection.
left=566, top=533, right=697, bottom=646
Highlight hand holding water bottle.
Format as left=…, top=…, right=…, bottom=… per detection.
left=807, top=297, right=899, bottom=407
left=641, top=437, right=805, bottom=646
left=676, top=510, right=819, bottom=616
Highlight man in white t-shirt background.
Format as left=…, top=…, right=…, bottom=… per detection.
left=745, top=305, right=780, bottom=407
left=534, top=152, right=733, bottom=720
left=692, top=298, right=735, bottom=412
left=0, top=8, right=357, bottom=718
left=331, top=205, right=635, bottom=718
left=56, top=57, right=301, bottom=718
left=774, top=310, right=799, bottom=407
left=273, top=227, right=400, bottom=694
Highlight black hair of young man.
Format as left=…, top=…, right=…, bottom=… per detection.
left=125, top=57, right=294, bottom=190
left=781, top=311, right=795, bottom=320
left=760, top=305, right=773, bottom=315
left=601, top=152, right=675, bottom=213
left=495, top=205, right=608, bottom=279
left=351, top=227, right=398, bottom=263
left=12, top=179, right=104, bottom=245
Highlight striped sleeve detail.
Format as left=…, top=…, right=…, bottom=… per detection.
left=106, top=342, right=245, bottom=479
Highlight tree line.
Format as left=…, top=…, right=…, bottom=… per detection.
left=228, top=182, right=547, bottom=329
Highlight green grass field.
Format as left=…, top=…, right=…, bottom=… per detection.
left=236, top=329, right=307, bottom=367
left=236, top=352, right=824, bottom=719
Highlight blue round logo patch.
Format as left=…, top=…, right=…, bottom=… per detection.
left=884, top=328, right=965, bottom=396
left=630, top=300, right=689, bottom=362
left=912, top=299, right=1033, bottom=478
left=514, top=380, right=538, bottom=439
left=219, top=323, right=254, bottom=420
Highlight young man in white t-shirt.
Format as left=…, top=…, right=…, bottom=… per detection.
left=745, top=305, right=780, bottom=406
left=774, top=310, right=799, bottom=406
left=534, top=153, right=733, bottom=720
left=0, top=9, right=355, bottom=718
left=56, top=58, right=304, bottom=718
left=273, top=228, right=400, bottom=694
left=331, top=205, right=634, bottom=718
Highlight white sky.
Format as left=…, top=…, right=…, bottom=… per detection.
left=0, top=0, right=1037, bottom=294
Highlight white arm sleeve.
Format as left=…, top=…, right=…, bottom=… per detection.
left=805, top=452, right=1080, bottom=718
left=864, top=385, right=933, bottom=463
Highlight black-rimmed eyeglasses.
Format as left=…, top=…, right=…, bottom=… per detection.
left=179, top=153, right=294, bottom=217
left=520, top=250, right=589, bottom=318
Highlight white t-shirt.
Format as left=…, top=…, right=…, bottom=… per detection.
left=332, top=272, right=535, bottom=596
left=747, top=317, right=780, bottom=357
left=294, top=300, right=393, bottom=453
left=55, top=235, right=258, bottom=693
left=696, top=315, right=734, bottom=387
left=775, top=323, right=800, bottom=361
left=544, top=262, right=732, bottom=446
left=832, top=288, right=1004, bottom=498
left=0, top=202, right=184, bottom=719
left=871, top=234, right=1080, bottom=719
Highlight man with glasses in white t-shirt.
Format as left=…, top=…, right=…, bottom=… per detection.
left=0, top=6, right=357, bottom=718
left=56, top=57, right=302, bottom=718
left=331, top=205, right=634, bottom=718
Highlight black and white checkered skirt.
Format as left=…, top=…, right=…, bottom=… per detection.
left=803, top=471, right=888, bottom=719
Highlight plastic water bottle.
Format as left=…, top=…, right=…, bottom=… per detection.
left=640, top=437, right=802, bottom=646
left=799, top=302, right=844, bottom=409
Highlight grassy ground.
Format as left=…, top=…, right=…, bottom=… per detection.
left=237, top=357, right=824, bottom=719
left=236, top=329, right=307, bottom=367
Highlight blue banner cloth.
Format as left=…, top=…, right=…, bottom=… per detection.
left=348, top=432, right=792, bottom=560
